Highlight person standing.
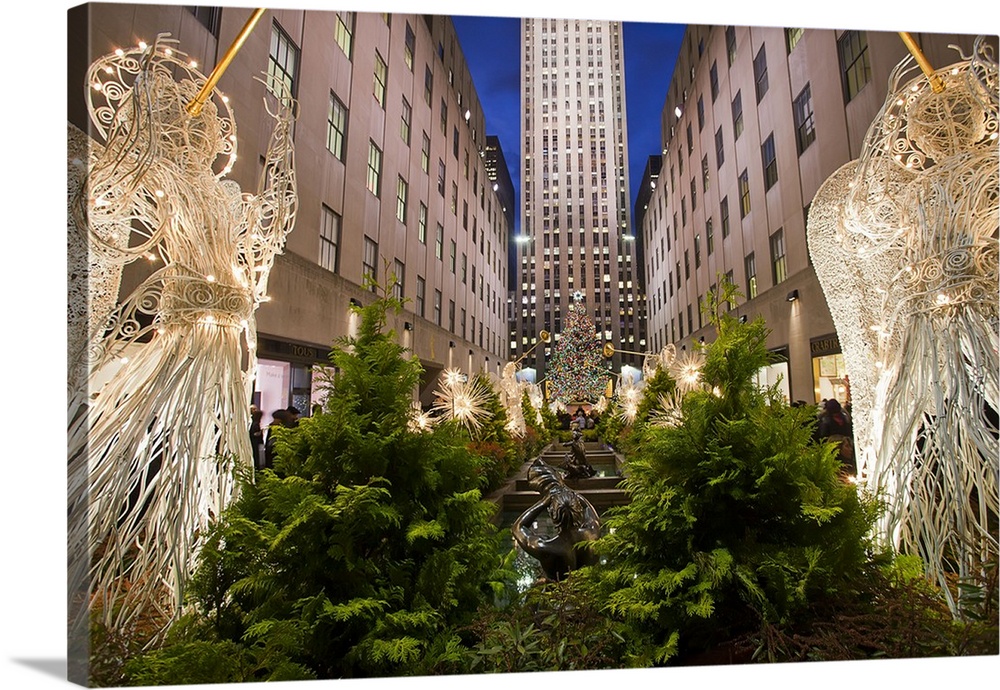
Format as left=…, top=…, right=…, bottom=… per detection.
left=817, top=399, right=855, bottom=473
left=264, top=409, right=293, bottom=470
left=249, top=405, right=264, bottom=471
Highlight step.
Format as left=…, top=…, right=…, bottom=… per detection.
left=513, top=476, right=623, bottom=492
left=501, top=488, right=630, bottom=514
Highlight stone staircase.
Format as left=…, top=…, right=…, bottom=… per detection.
left=488, top=442, right=630, bottom=519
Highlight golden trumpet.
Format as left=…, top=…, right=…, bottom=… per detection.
left=602, top=343, right=649, bottom=358
left=187, top=8, right=267, bottom=117
left=511, top=330, right=553, bottom=365
left=898, top=32, right=945, bottom=93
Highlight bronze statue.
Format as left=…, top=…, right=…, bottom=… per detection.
left=561, top=426, right=596, bottom=479
left=512, top=459, right=601, bottom=581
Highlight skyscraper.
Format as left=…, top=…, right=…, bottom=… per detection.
left=515, top=17, right=642, bottom=392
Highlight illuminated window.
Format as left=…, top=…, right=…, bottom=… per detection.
left=396, top=176, right=408, bottom=223
left=363, top=236, right=378, bottom=290
left=744, top=252, right=757, bottom=300
left=326, top=92, right=347, bottom=159
left=366, top=141, right=382, bottom=197
left=319, top=205, right=340, bottom=273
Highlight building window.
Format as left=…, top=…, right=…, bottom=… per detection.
left=694, top=234, right=702, bottom=268
left=319, top=205, right=340, bottom=273
left=396, top=176, right=408, bottom=223
left=435, top=224, right=443, bottom=260
left=416, top=276, right=425, bottom=316
left=726, top=26, right=737, bottom=66
left=440, top=98, right=448, bottom=135
left=461, top=253, right=467, bottom=283
left=732, top=91, right=744, bottom=140
left=690, top=177, right=697, bottom=210
left=421, top=132, right=430, bottom=173
left=418, top=203, right=427, bottom=243
left=449, top=300, right=455, bottom=331
left=706, top=217, right=714, bottom=255
left=684, top=249, right=690, bottom=280
left=697, top=96, right=705, bottom=131
left=327, top=92, right=347, bottom=160
left=770, top=228, right=787, bottom=284
left=373, top=51, right=387, bottom=108
left=745, top=252, right=757, bottom=300
left=753, top=45, right=768, bottom=102
left=400, top=97, right=411, bottom=144
left=710, top=61, right=719, bottom=102
left=715, top=126, right=725, bottom=169
left=335, top=11, right=354, bottom=58
left=761, top=134, right=778, bottom=190
left=450, top=240, right=456, bottom=273
left=267, top=22, right=298, bottom=101
left=424, top=65, right=433, bottom=106
left=366, top=141, right=382, bottom=197
left=437, top=159, right=446, bottom=196
left=785, top=27, right=804, bottom=53
left=794, top=83, right=817, bottom=154
left=686, top=123, right=693, bottom=155
left=738, top=169, right=751, bottom=218
left=434, top=290, right=442, bottom=326
left=188, top=6, right=221, bottom=37
left=363, top=237, right=378, bottom=290
left=838, top=30, right=871, bottom=103
left=393, top=259, right=405, bottom=301
left=702, top=155, right=710, bottom=191
left=404, top=21, right=415, bottom=70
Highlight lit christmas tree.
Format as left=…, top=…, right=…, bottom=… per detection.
left=546, top=293, right=609, bottom=403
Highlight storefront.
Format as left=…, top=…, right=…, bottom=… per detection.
left=810, top=334, right=849, bottom=406
left=254, top=336, right=333, bottom=425
left=755, top=346, right=790, bottom=403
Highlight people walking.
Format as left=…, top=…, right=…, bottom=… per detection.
left=817, top=398, right=855, bottom=474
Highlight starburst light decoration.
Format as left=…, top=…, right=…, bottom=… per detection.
left=807, top=36, right=998, bottom=613
left=649, top=391, right=686, bottom=429
left=432, top=371, right=492, bottom=432
left=670, top=350, right=706, bottom=393
left=67, top=34, right=297, bottom=634
left=407, top=401, right=435, bottom=433
left=615, top=379, right=644, bottom=424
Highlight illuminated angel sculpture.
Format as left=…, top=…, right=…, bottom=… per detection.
left=808, top=36, right=997, bottom=612
left=67, top=35, right=297, bottom=633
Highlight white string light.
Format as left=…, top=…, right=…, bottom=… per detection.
left=67, top=33, right=298, bottom=636
left=808, top=37, right=998, bottom=615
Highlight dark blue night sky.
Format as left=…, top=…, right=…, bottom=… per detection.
left=452, top=14, right=685, bottom=235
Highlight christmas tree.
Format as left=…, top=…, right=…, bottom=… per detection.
left=546, top=293, right=608, bottom=403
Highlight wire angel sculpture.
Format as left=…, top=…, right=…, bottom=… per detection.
left=807, top=36, right=997, bottom=613
left=67, top=35, right=297, bottom=635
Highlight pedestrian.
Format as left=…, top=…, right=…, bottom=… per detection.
left=286, top=405, right=301, bottom=427
left=264, top=409, right=294, bottom=470
left=817, top=398, right=855, bottom=473
left=249, top=404, right=264, bottom=471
